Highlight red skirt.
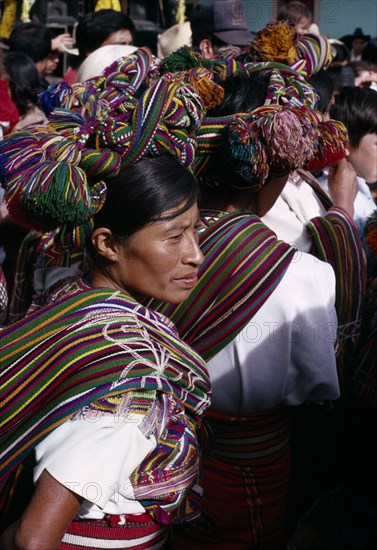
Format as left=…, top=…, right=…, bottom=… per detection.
left=170, top=407, right=291, bottom=550
left=59, top=513, right=169, bottom=549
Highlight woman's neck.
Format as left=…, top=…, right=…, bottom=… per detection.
left=199, top=188, right=256, bottom=214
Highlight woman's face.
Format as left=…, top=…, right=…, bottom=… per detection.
left=348, top=132, right=377, bottom=183
left=102, top=29, right=133, bottom=46
left=93, top=202, right=204, bottom=303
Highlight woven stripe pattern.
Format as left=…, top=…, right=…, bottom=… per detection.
left=150, top=212, right=296, bottom=361
left=0, top=279, right=211, bottom=524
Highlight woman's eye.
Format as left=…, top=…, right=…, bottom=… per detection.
left=170, top=234, right=183, bottom=241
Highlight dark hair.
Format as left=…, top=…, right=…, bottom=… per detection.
left=9, top=22, right=53, bottom=62
left=88, top=156, right=199, bottom=270
left=308, top=69, right=335, bottom=114
left=329, top=41, right=350, bottom=64
left=93, top=156, right=199, bottom=239
left=330, top=86, right=377, bottom=147
left=277, top=1, right=312, bottom=24
left=362, top=37, right=377, bottom=64
left=4, top=52, right=43, bottom=115
left=76, top=9, right=135, bottom=60
left=201, top=72, right=268, bottom=193
left=209, top=72, right=269, bottom=116
left=326, top=65, right=355, bottom=91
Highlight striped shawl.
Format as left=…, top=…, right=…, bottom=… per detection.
left=150, top=211, right=296, bottom=361
left=0, top=280, right=211, bottom=523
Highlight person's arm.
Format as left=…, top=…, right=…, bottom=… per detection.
left=0, top=201, right=9, bottom=225
left=307, top=159, right=366, bottom=372
left=51, top=33, right=75, bottom=53
left=0, top=470, right=81, bottom=550
left=326, top=157, right=359, bottom=218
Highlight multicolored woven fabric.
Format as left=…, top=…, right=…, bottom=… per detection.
left=0, top=278, right=211, bottom=524
left=171, top=407, right=291, bottom=550
left=150, top=212, right=296, bottom=361
left=159, top=46, right=348, bottom=190
left=307, top=206, right=366, bottom=381
left=8, top=228, right=84, bottom=323
left=60, top=515, right=168, bottom=549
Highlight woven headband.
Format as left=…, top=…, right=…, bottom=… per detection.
left=157, top=45, right=347, bottom=190
left=0, top=47, right=218, bottom=238
left=246, top=20, right=334, bottom=78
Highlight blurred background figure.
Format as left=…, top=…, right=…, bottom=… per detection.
left=362, top=36, right=377, bottom=73
left=349, top=60, right=377, bottom=90
left=341, top=27, right=371, bottom=61
left=157, top=20, right=191, bottom=60
left=189, top=0, right=251, bottom=59
left=64, top=8, right=135, bottom=83
left=3, top=50, right=48, bottom=131
left=8, top=21, right=60, bottom=88
left=0, top=47, right=19, bottom=137
left=277, top=0, right=314, bottom=34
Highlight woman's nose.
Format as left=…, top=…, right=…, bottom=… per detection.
left=184, top=234, right=204, bottom=267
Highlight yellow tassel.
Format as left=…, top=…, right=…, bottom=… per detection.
left=176, top=0, right=186, bottom=24
left=0, top=0, right=17, bottom=39
left=251, top=21, right=298, bottom=64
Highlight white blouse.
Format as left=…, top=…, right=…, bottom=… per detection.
left=206, top=252, right=339, bottom=413
left=261, top=177, right=326, bottom=253
left=34, top=407, right=155, bottom=518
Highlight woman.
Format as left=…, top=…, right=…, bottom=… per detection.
left=0, top=135, right=210, bottom=547
left=0, top=48, right=19, bottom=137
left=152, top=36, right=353, bottom=548
left=3, top=51, right=49, bottom=132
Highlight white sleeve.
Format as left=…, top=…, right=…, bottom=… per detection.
left=207, top=252, right=340, bottom=412
left=34, top=409, right=156, bottom=512
left=281, top=256, right=339, bottom=405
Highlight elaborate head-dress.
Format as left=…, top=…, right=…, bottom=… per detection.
left=0, top=48, right=216, bottom=526
left=0, top=47, right=221, bottom=320
left=0, top=46, right=221, bottom=246
left=158, top=21, right=348, bottom=192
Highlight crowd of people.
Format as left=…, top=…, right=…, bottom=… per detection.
left=0, top=1, right=376, bottom=549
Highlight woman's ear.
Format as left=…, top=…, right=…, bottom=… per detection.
left=199, top=38, right=216, bottom=59
left=91, top=227, right=119, bottom=261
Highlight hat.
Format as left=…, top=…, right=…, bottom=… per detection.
left=59, top=42, right=79, bottom=56
left=340, top=28, right=371, bottom=48
left=189, top=0, right=251, bottom=47
left=158, top=21, right=192, bottom=59
left=77, top=44, right=138, bottom=81
left=351, top=28, right=371, bottom=42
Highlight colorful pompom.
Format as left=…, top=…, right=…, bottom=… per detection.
left=159, top=46, right=212, bottom=73
left=256, top=105, right=318, bottom=171
left=364, top=211, right=377, bottom=263
left=5, top=161, right=92, bottom=230
left=0, top=132, right=45, bottom=182
left=227, top=116, right=269, bottom=190
left=306, top=119, right=348, bottom=171
left=248, top=21, right=298, bottom=65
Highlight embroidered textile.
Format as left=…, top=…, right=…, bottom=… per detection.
left=0, top=278, right=211, bottom=526
left=150, top=211, right=296, bottom=360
